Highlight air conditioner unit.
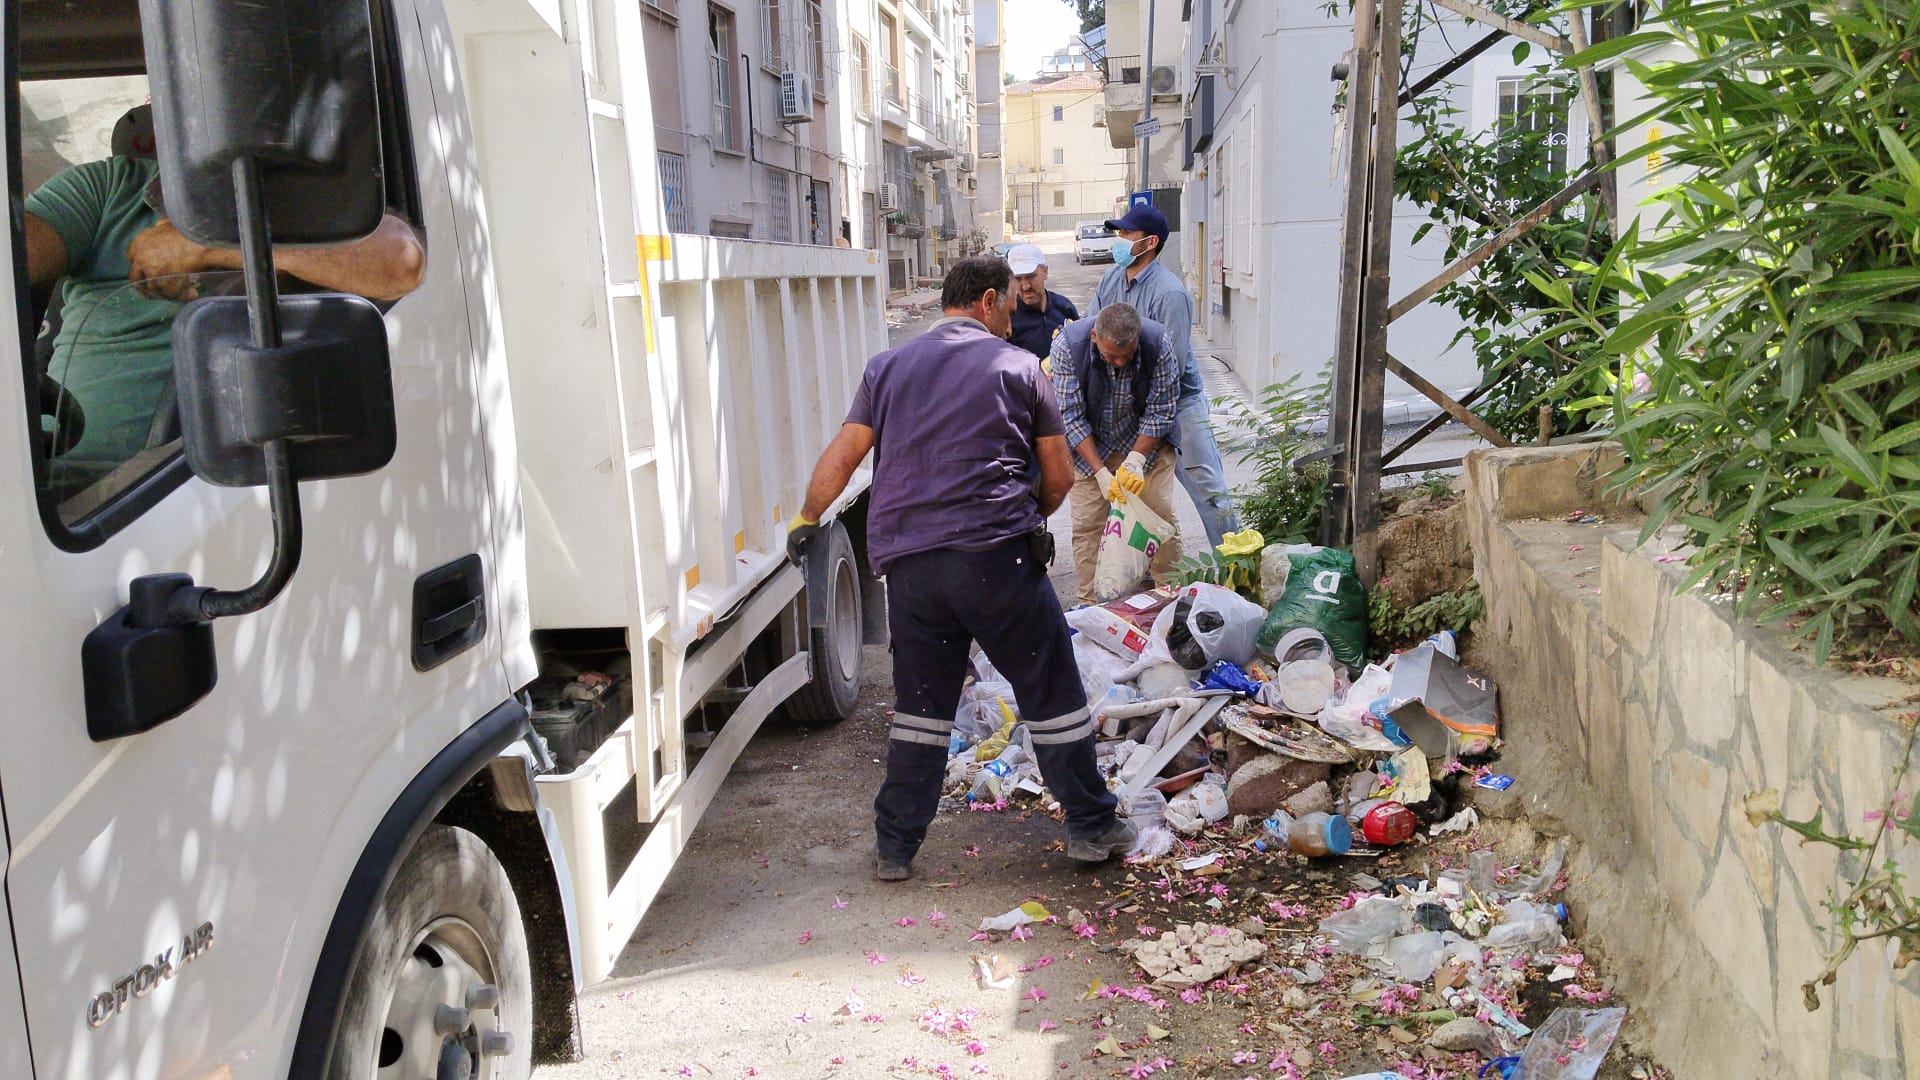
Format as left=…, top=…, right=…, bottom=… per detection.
left=779, top=71, right=815, bottom=121
left=959, top=152, right=975, bottom=172
left=1150, top=66, right=1178, bottom=96
left=964, top=176, right=977, bottom=193
left=879, top=182, right=900, bottom=211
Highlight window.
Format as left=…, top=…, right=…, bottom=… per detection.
left=1052, top=190, right=1066, bottom=208
left=710, top=5, right=739, bottom=151
left=14, top=0, right=420, bottom=548
left=806, top=0, right=825, bottom=90
left=760, top=0, right=782, bottom=71
left=1052, top=105, right=1064, bottom=122
left=853, top=36, right=872, bottom=117
left=658, top=151, right=694, bottom=231
left=1496, top=76, right=1569, bottom=178
left=767, top=166, right=793, bottom=242
left=1052, top=147, right=1065, bottom=165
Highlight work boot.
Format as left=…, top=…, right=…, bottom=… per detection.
left=873, top=846, right=913, bottom=882
left=1067, top=817, right=1138, bottom=864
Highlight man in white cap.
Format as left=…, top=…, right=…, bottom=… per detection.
left=1004, top=243, right=1079, bottom=363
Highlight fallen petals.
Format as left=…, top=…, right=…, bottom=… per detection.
left=793, top=1011, right=814, bottom=1024
left=832, top=897, right=850, bottom=910
left=895, top=917, right=919, bottom=927
left=864, top=950, right=888, bottom=965
left=797, top=931, right=812, bottom=944
left=1037, top=1019, right=1059, bottom=1033
left=1024, top=987, right=1048, bottom=1002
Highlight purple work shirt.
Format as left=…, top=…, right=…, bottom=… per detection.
left=845, top=316, right=1066, bottom=573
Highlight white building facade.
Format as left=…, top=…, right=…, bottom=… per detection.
left=972, top=0, right=1007, bottom=244
left=1171, top=0, right=1586, bottom=398
left=635, top=0, right=981, bottom=287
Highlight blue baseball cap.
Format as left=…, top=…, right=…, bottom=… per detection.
left=1104, top=204, right=1170, bottom=244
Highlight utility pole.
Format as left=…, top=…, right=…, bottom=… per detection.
left=1139, top=0, right=1157, bottom=191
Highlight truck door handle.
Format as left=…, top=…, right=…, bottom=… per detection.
left=412, top=554, right=486, bottom=671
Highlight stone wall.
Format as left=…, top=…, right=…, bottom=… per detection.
left=1463, top=444, right=1920, bottom=1079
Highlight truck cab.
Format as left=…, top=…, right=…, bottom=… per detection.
left=0, top=0, right=882, bottom=1076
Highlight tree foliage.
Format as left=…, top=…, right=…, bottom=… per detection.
left=1536, top=0, right=1920, bottom=658
left=1061, top=0, right=1105, bottom=35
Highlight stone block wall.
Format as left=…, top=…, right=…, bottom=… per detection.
left=1463, top=444, right=1920, bottom=1079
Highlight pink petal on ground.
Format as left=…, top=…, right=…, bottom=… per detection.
left=1037, top=1020, right=1059, bottom=1032
left=832, top=897, right=850, bottom=910
left=864, top=950, right=888, bottom=964
left=895, top=917, right=918, bottom=927
left=1010, top=926, right=1033, bottom=941
left=797, top=931, right=812, bottom=944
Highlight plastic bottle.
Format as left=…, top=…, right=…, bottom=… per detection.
left=1468, top=848, right=1500, bottom=895
left=1253, top=810, right=1295, bottom=853
left=1287, top=811, right=1353, bottom=857
left=1480, top=899, right=1565, bottom=949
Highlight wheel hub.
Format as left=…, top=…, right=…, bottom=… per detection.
left=378, top=918, right=515, bottom=1080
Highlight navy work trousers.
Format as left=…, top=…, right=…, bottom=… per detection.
left=876, top=538, right=1119, bottom=863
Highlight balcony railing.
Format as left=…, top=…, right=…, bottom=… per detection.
left=912, top=92, right=933, bottom=127
left=1105, top=54, right=1142, bottom=85
left=883, top=63, right=904, bottom=107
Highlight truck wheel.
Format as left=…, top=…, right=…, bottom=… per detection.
left=784, top=521, right=863, bottom=725
left=324, top=826, right=532, bottom=1080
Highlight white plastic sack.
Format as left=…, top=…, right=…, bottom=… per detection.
left=1072, top=633, right=1135, bottom=708
left=1171, top=583, right=1266, bottom=668
left=1318, top=663, right=1403, bottom=752
left=1165, top=779, right=1229, bottom=834
left=1092, top=494, right=1174, bottom=602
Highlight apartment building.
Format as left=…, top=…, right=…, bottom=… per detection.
left=1170, top=1, right=1585, bottom=396
left=634, top=0, right=978, bottom=287
left=1003, top=72, right=1131, bottom=232
left=1097, top=0, right=1183, bottom=221
left=972, top=0, right=1007, bottom=244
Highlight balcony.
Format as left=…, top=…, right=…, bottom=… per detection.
left=882, top=63, right=908, bottom=129
left=1103, top=54, right=1144, bottom=148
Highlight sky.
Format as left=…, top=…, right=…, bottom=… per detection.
left=1000, top=0, right=1086, bottom=81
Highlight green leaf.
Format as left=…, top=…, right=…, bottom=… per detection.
left=1819, top=423, right=1882, bottom=492
left=1510, top=40, right=1531, bottom=66
left=1829, top=350, right=1920, bottom=393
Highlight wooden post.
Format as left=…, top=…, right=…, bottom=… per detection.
left=1351, top=0, right=1404, bottom=586
left=1320, top=0, right=1379, bottom=548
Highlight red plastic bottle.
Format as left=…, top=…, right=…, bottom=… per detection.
left=1360, top=801, right=1418, bottom=846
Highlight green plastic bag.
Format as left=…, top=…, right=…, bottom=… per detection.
left=1255, top=546, right=1369, bottom=675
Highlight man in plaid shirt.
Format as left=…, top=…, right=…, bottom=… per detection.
left=1049, top=303, right=1185, bottom=603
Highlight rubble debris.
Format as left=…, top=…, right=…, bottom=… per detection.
left=1119, top=922, right=1267, bottom=989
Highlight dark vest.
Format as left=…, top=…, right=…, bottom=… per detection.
left=1062, top=315, right=1176, bottom=446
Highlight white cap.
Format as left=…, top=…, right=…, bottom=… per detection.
left=1006, top=244, right=1046, bottom=275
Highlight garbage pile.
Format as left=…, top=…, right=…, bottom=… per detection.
left=940, top=532, right=1634, bottom=1078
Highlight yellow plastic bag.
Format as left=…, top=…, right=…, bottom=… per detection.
left=973, top=698, right=1020, bottom=761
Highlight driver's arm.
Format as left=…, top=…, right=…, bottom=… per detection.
left=24, top=213, right=69, bottom=286
left=128, top=212, right=426, bottom=302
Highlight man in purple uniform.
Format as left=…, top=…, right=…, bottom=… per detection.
left=788, top=257, right=1136, bottom=881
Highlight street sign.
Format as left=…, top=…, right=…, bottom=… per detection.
left=1132, top=117, right=1162, bottom=140
left=1128, top=190, right=1154, bottom=210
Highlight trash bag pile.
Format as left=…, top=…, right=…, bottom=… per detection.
left=942, top=532, right=1637, bottom=1079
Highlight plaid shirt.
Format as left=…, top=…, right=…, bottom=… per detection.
left=1049, top=324, right=1181, bottom=476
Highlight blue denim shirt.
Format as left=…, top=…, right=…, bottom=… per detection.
left=1094, top=258, right=1203, bottom=402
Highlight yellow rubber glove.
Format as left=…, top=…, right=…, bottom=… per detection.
left=1108, top=451, right=1148, bottom=502
left=785, top=511, right=821, bottom=567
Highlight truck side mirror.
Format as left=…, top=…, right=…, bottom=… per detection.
left=85, top=0, right=398, bottom=742
left=139, top=0, right=387, bottom=245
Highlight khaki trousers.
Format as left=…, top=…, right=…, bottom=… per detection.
left=1068, top=450, right=1183, bottom=605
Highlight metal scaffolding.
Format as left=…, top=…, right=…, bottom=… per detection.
left=1318, top=0, right=1622, bottom=579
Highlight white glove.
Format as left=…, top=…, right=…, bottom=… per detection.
left=1093, top=467, right=1118, bottom=501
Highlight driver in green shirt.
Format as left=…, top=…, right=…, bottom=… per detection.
left=25, top=134, right=425, bottom=488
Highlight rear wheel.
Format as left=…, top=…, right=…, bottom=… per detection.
left=324, top=825, right=532, bottom=1080
left=784, top=521, right=863, bottom=724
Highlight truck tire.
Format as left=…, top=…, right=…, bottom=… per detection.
left=324, top=825, right=532, bottom=1080
left=784, top=521, right=863, bottom=725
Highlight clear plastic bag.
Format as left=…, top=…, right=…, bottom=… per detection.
left=1319, top=896, right=1410, bottom=954
left=1172, top=583, right=1266, bottom=668
left=1383, top=930, right=1446, bottom=983
left=1515, top=1007, right=1626, bottom=1080
left=1481, top=900, right=1564, bottom=951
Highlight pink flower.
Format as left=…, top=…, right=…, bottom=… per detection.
left=798, top=931, right=813, bottom=944
left=1318, top=1041, right=1337, bottom=1058
left=1239, top=1023, right=1258, bottom=1035
left=793, top=1011, right=814, bottom=1024
left=928, top=909, right=948, bottom=924
left=1025, top=987, right=1048, bottom=1001
left=832, top=897, right=850, bottom=910
left=896, top=917, right=919, bottom=927
left=1267, top=901, right=1310, bottom=920
left=971, top=1066, right=990, bottom=1076
left=1234, top=1051, right=1260, bottom=1065
left=864, top=950, right=888, bottom=964
left=1137, top=924, right=1160, bottom=936
left=963, top=1040, right=988, bottom=1056
left=1072, top=922, right=1098, bottom=939
left=970, top=930, right=993, bottom=942
left=1180, top=987, right=1203, bottom=1004
left=964, top=846, right=981, bottom=857
left=1034, top=955, right=1055, bottom=967
left=676, top=1067, right=694, bottom=1078
left=861, top=1013, right=885, bottom=1024
left=844, top=988, right=865, bottom=1013
left=1210, top=883, right=1230, bottom=899
left=829, top=1056, right=844, bottom=1066
left=899, top=972, right=926, bottom=987
left=1010, top=925, right=1033, bottom=942
left=1037, top=1019, right=1059, bottom=1032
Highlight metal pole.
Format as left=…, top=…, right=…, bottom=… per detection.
left=1140, top=0, right=1157, bottom=191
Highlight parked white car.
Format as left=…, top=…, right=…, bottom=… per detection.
left=1075, top=221, right=1116, bottom=264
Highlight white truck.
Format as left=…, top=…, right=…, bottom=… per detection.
left=0, top=0, right=886, bottom=1076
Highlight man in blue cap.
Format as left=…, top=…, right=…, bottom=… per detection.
left=1094, top=204, right=1242, bottom=549
left=1005, top=243, right=1079, bottom=363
